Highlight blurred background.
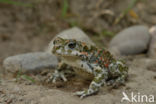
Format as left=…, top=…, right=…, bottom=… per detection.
left=1, top=0, right=156, bottom=62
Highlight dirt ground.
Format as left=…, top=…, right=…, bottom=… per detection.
left=0, top=0, right=156, bottom=104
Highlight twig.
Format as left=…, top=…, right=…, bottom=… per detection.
left=114, top=0, right=139, bottom=24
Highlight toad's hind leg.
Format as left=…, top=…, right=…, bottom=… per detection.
left=75, top=68, right=108, bottom=99
left=107, top=61, right=128, bottom=87
left=114, top=61, right=128, bottom=87
left=106, top=74, right=128, bottom=87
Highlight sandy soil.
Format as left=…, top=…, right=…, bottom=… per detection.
left=0, top=56, right=156, bottom=104
left=0, top=0, right=156, bottom=104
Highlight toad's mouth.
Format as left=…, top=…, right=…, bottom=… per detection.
left=55, top=53, right=80, bottom=58
left=54, top=50, right=81, bottom=57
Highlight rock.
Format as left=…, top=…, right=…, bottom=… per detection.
left=47, top=27, right=95, bottom=53
left=148, top=26, right=156, bottom=58
left=3, top=52, right=58, bottom=73
left=109, top=25, right=151, bottom=55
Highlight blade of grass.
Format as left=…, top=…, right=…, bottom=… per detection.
left=15, top=70, right=35, bottom=83
left=62, top=0, right=69, bottom=18
left=0, top=0, right=33, bottom=7
left=21, top=75, right=35, bottom=83
left=16, top=70, right=22, bottom=80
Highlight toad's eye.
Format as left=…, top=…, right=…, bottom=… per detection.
left=68, top=42, right=76, bottom=49
left=53, top=40, right=56, bottom=45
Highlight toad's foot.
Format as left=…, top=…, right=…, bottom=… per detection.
left=74, top=81, right=100, bottom=99
left=74, top=89, right=98, bottom=99
left=106, top=74, right=127, bottom=88
left=47, top=70, right=67, bottom=83
left=74, top=69, right=108, bottom=99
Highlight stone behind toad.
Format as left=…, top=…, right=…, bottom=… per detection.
left=3, top=52, right=58, bottom=73
left=109, top=25, right=151, bottom=56
left=47, top=27, right=95, bottom=54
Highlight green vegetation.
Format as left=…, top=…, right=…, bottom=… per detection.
left=20, top=75, right=35, bottom=83
left=61, top=0, right=69, bottom=18
left=16, top=71, right=35, bottom=83
left=0, top=0, right=33, bottom=7
left=68, top=20, right=78, bottom=27
left=101, top=29, right=115, bottom=37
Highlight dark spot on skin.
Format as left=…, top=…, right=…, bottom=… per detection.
left=87, top=63, right=94, bottom=71
left=81, top=64, right=83, bottom=68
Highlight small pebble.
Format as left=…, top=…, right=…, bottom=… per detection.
left=148, top=26, right=156, bottom=58
left=145, top=59, right=156, bottom=72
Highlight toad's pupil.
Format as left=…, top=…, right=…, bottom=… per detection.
left=68, top=42, right=76, bottom=49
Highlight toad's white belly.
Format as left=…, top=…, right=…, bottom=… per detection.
left=62, top=57, right=81, bottom=68
left=61, top=56, right=94, bottom=79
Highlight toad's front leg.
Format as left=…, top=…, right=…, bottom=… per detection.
left=47, top=61, right=68, bottom=83
left=75, top=68, right=108, bottom=99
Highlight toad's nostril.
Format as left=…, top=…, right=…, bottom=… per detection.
left=53, top=40, right=56, bottom=45
left=52, top=49, right=55, bottom=53
left=52, top=46, right=58, bottom=53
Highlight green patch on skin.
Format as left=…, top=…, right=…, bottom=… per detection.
left=93, top=75, right=104, bottom=84
left=67, top=49, right=72, bottom=53
left=61, top=48, right=65, bottom=53
left=95, top=69, right=102, bottom=73
left=118, top=64, right=128, bottom=73
left=82, top=45, right=89, bottom=51
left=93, top=78, right=100, bottom=83
left=56, top=46, right=61, bottom=50
left=101, top=74, right=105, bottom=79
left=83, top=90, right=88, bottom=94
